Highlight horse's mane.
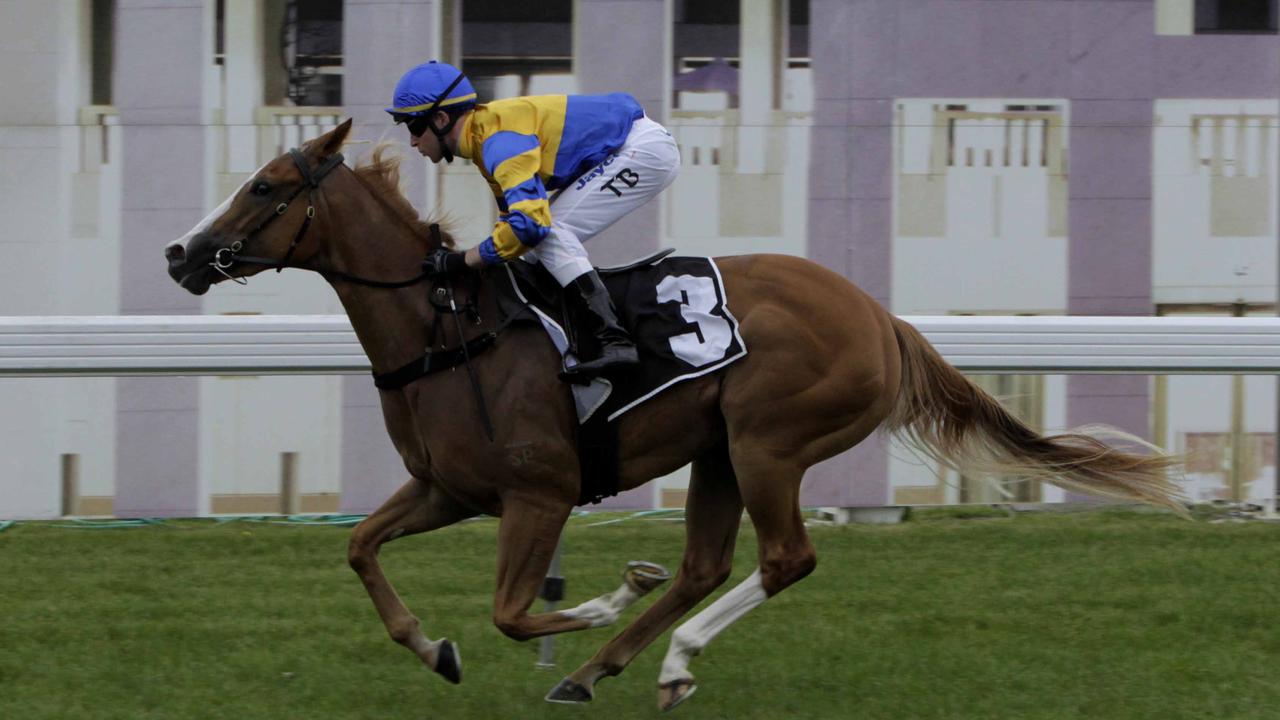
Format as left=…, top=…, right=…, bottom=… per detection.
left=349, top=143, right=457, bottom=249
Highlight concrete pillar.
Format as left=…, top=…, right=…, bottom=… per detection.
left=572, top=0, right=671, bottom=270
left=114, top=0, right=211, bottom=517
left=737, top=0, right=785, bottom=174
left=573, top=0, right=671, bottom=509
left=339, top=0, right=442, bottom=513
left=800, top=0, right=893, bottom=508
left=224, top=0, right=264, bottom=174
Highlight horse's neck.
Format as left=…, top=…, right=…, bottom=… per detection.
left=334, top=284, right=431, bottom=375
left=321, top=181, right=434, bottom=375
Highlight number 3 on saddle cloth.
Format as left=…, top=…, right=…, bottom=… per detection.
left=500, top=250, right=748, bottom=504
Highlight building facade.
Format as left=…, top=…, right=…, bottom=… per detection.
left=0, top=0, right=1275, bottom=519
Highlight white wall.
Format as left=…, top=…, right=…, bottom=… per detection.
left=1153, top=100, right=1279, bottom=305
left=892, top=99, right=1069, bottom=315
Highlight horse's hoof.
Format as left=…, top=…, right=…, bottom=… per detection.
left=624, top=560, right=672, bottom=595
left=434, top=639, right=462, bottom=685
left=545, top=677, right=593, bottom=704
left=658, top=678, right=697, bottom=712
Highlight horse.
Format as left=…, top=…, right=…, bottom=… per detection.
left=163, top=120, right=1185, bottom=711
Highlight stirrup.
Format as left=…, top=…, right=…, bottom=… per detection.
left=558, top=344, right=638, bottom=383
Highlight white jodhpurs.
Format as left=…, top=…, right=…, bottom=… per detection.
left=526, top=116, right=681, bottom=286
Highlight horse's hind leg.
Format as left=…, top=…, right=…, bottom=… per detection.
left=348, top=477, right=477, bottom=683
left=546, top=443, right=743, bottom=704
left=656, top=450, right=814, bottom=711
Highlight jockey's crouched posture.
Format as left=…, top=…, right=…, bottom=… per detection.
left=388, top=60, right=681, bottom=380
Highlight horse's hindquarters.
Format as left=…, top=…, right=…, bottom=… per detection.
left=712, top=254, right=901, bottom=470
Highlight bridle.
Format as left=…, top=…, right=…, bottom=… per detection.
left=210, top=147, right=435, bottom=290
left=209, top=145, right=520, bottom=439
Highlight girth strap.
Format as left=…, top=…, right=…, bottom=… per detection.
left=372, top=307, right=530, bottom=391
left=373, top=332, right=499, bottom=390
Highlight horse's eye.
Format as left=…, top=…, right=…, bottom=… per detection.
left=250, top=181, right=271, bottom=196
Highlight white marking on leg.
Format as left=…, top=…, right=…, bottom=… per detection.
left=561, top=581, right=642, bottom=628
left=658, top=568, right=767, bottom=684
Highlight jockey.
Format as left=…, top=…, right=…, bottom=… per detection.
left=387, top=60, right=681, bottom=380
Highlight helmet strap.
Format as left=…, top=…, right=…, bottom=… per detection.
left=419, top=70, right=468, bottom=164
left=433, top=113, right=462, bottom=163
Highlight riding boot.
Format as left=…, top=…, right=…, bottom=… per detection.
left=563, top=270, right=639, bottom=379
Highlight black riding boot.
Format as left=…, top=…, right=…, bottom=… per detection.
left=563, top=270, right=639, bottom=379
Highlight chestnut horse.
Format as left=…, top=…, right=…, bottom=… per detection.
left=164, top=121, right=1183, bottom=711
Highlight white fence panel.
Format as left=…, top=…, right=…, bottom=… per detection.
left=4, top=315, right=1280, bottom=376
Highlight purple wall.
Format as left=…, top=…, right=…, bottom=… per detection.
left=806, top=0, right=1280, bottom=507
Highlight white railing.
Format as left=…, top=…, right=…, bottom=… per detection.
left=1191, top=113, right=1277, bottom=177
left=940, top=109, right=1065, bottom=171
left=5, top=315, right=1280, bottom=376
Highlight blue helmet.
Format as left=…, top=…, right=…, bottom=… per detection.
left=386, top=61, right=476, bottom=119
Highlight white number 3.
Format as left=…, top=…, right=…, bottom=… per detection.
left=654, top=274, right=733, bottom=367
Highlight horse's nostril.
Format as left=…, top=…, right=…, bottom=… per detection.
left=165, top=244, right=185, bottom=262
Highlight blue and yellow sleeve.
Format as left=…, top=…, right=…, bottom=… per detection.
left=476, top=131, right=552, bottom=265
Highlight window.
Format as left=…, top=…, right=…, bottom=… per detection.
left=680, top=0, right=739, bottom=24
left=91, top=0, right=114, bottom=105
left=464, top=0, right=570, bottom=23
left=460, top=0, right=572, bottom=97
left=282, top=0, right=343, bottom=106
left=1195, top=0, right=1278, bottom=33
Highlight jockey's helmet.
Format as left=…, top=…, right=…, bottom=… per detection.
left=386, top=61, right=476, bottom=163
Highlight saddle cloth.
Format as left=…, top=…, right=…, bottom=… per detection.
left=503, top=252, right=748, bottom=424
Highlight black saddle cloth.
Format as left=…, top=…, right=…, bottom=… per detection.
left=501, top=250, right=747, bottom=423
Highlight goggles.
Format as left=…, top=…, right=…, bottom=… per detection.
left=394, top=113, right=435, bottom=138
left=392, top=71, right=468, bottom=139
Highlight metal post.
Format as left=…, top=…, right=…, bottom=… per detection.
left=60, top=453, right=80, bottom=517
left=280, top=452, right=299, bottom=515
left=536, top=538, right=565, bottom=668
left=1231, top=303, right=1247, bottom=502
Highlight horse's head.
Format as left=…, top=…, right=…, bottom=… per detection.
left=165, top=119, right=353, bottom=295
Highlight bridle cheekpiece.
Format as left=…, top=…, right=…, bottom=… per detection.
left=211, top=148, right=345, bottom=284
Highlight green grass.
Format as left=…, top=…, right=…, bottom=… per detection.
left=2, top=510, right=1279, bottom=719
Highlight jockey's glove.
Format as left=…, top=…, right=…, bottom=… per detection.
left=423, top=248, right=468, bottom=278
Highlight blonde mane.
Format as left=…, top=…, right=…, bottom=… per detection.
left=350, top=143, right=457, bottom=249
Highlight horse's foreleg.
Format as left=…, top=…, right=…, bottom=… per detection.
left=347, top=476, right=477, bottom=683
left=546, top=445, right=743, bottom=705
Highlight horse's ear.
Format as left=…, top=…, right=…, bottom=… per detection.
left=315, top=118, right=353, bottom=159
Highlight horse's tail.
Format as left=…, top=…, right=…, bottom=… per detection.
left=883, top=316, right=1187, bottom=516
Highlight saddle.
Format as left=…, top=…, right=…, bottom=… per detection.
left=500, top=248, right=677, bottom=385
left=373, top=249, right=746, bottom=506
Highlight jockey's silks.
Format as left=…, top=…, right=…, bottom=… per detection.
left=456, top=93, right=644, bottom=264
